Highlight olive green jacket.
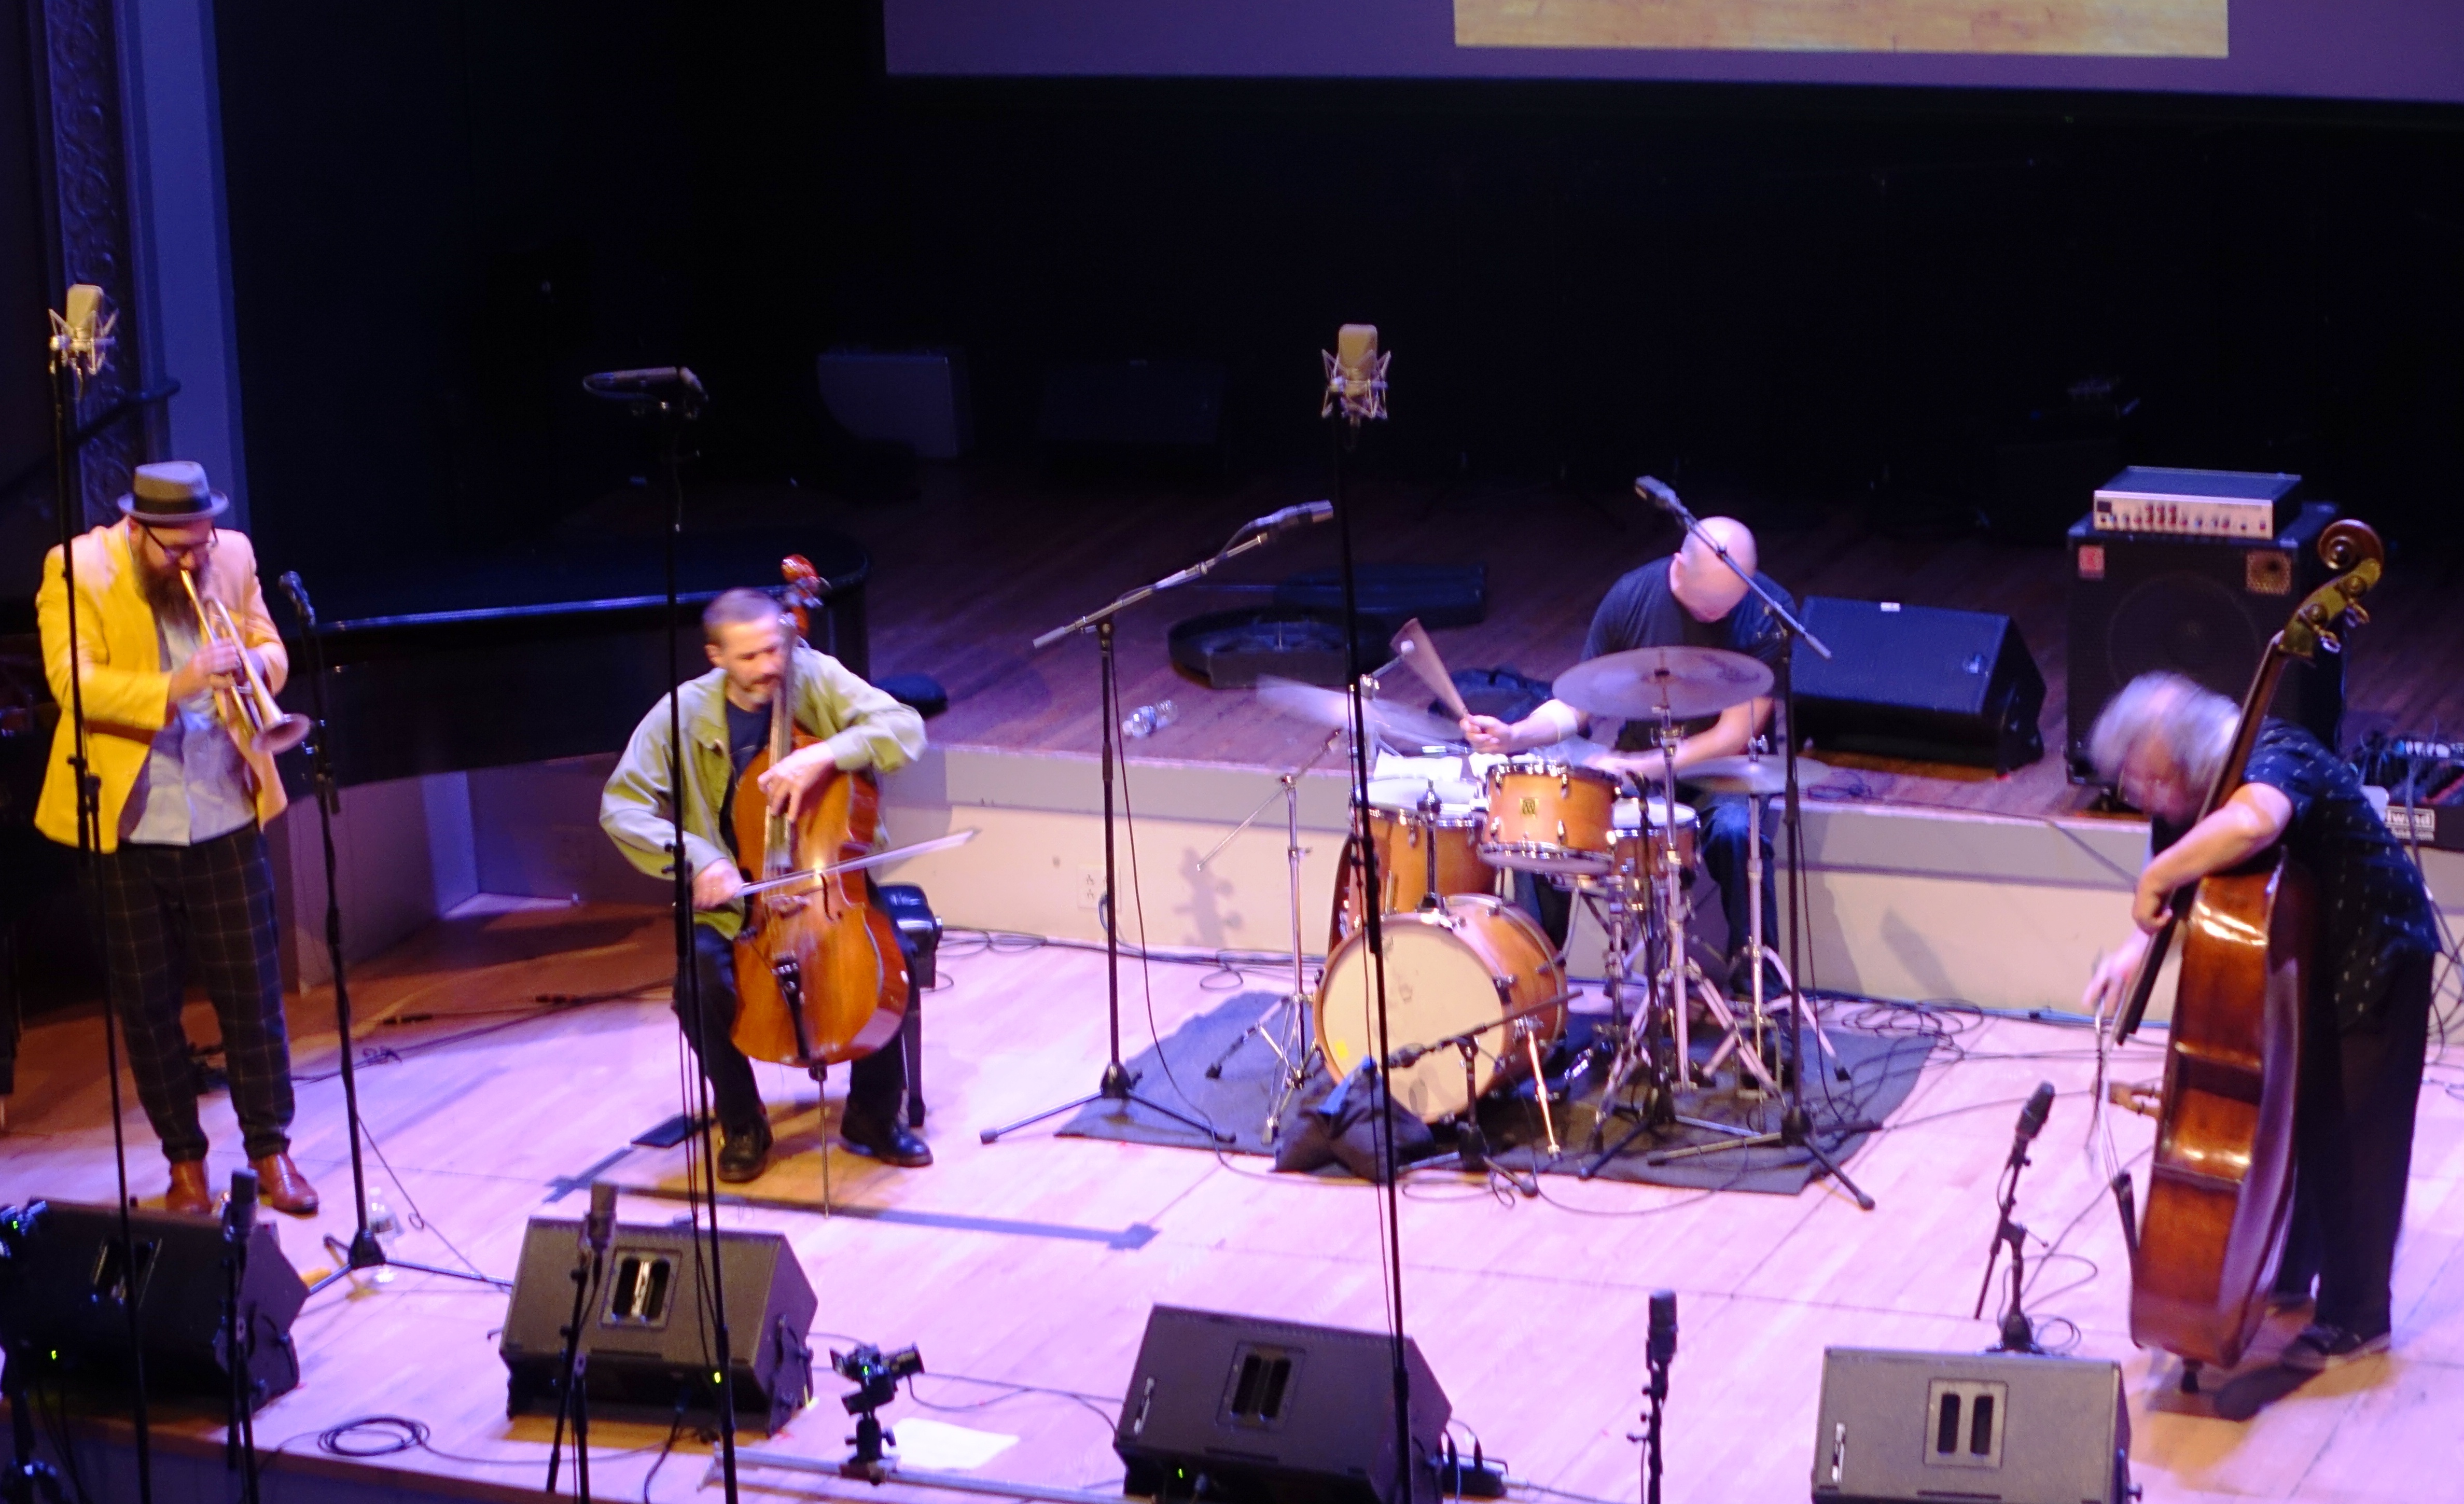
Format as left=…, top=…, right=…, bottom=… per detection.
left=599, top=644, right=925, bottom=939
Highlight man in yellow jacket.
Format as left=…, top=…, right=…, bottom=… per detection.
left=37, top=461, right=317, bottom=1217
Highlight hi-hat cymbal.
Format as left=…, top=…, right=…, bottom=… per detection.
left=1256, top=677, right=1468, bottom=751
left=1683, top=754, right=1832, bottom=797
left=1552, top=646, right=1773, bottom=724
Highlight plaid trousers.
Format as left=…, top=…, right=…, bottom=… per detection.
left=87, top=824, right=294, bottom=1163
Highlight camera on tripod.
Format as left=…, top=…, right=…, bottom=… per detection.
left=832, top=1342, right=923, bottom=1405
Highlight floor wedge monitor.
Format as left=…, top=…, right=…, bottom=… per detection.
left=1811, top=1347, right=2131, bottom=1504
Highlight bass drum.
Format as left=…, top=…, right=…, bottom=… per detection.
left=1314, top=894, right=1567, bottom=1122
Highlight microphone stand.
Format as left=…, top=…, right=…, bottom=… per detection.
left=287, top=579, right=509, bottom=1298
left=1324, top=331, right=1419, bottom=1504
left=45, top=290, right=152, bottom=1503
left=583, top=369, right=739, bottom=1500
left=1630, top=479, right=1873, bottom=1210
left=1973, top=1129, right=2048, bottom=1354
left=982, top=519, right=1313, bottom=1145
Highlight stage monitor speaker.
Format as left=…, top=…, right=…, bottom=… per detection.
left=0, top=1199, right=306, bottom=1409
left=1792, top=598, right=2047, bottom=773
left=2066, top=501, right=2345, bottom=780
left=1115, top=1305, right=1451, bottom=1504
left=1810, top=1347, right=2130, bottom=1504
left=499, top=1216, right=816, bottom=1435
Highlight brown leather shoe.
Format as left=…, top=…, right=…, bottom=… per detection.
left=164, top=1160, right=213, bottom=1216
left=249, top=1152, right=320, bottom=1216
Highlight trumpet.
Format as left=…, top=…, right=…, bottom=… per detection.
left=178, top=567, right=311, bottom=757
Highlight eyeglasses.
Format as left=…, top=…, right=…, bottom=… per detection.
left=137, top=524, right=218, bottom=565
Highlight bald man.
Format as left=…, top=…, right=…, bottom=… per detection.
left=1463, top=518, right=1789, bottom=978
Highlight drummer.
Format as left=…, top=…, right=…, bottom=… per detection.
left=1461, top=517, right=1788, bottom=987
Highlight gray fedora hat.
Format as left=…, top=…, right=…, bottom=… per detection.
left=116, top=460, right=230, bottom=523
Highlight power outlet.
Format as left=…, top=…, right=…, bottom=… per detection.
left=1078, top=867, right=1106, bottom=910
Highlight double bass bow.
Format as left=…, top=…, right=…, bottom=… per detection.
left=728, top=556, right=910, bottom=1070
left=2108, top=519, right=2383, bottom=1377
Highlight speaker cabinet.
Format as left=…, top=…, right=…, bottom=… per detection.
left=1115, top=1306, right=1451, bottom=1504
left=1792, top=598, right=2047, bottom=773
left=1810, top=1348, right=2130, bottom=1504
left=0, top=1200, right=307, bottom=1409
left=2067, top=502, right=2345, bottom=779
left=500, top=1217, right=816, bottom=1434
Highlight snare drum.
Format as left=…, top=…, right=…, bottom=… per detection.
left=1315, top=894, right=1567, bottom=1122
left=1330, top=778, right=1496, bottom=945
left=1479, top=760, right=1620, bottom=875
left=1605, top=796, right=1699, bottom=885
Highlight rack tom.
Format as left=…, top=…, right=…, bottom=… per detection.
left=1480, top=760, right=1620, bottom=876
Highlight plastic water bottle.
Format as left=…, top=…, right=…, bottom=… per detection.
left=1122, top=700, right=1179, bottom=740
left=367, top=1193, right=400, bottom=1283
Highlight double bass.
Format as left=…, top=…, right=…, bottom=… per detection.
left=2109, top=520, right=2383, bottom=1381
left=727, top=556, right=910, bottom=1069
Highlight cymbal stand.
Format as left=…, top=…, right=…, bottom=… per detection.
left=1199, top=730, right=1345, bottom=1142
left=1585, top=716, right=1762, bottom=1177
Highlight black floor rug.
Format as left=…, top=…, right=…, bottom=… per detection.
left=1059, top=992, right=1933, bottom=1194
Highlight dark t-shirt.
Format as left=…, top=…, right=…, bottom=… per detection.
left=720, top=700, right=772, bottom=857
left=2152, top=720, right=2439, bottom=1031
left=1580, top=554, right=1793, bottom=749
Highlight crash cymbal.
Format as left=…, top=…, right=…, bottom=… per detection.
left=1682, top=754, right=1831, bottom=797
left=1256, top=676, right=1468, bottom=751
left=1551, top=646, right=1773, bottom=724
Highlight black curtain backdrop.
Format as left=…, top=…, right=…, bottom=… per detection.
left=212, top=2, right=2464, bottom=591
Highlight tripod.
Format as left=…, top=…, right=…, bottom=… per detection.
left=287, top=579, right=507, bottom=1298
left=984, top=514, right=1320, bottom=1145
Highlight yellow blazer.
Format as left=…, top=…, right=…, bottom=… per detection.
left=36, top=520, right=290, bottom=852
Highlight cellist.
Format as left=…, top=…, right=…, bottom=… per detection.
left=602, top=588, right=931, bottom=1181
left=2082, top=672, right=2438, bottom=1373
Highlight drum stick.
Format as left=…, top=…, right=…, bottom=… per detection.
left=1390, top=618, right=1471, bottom=722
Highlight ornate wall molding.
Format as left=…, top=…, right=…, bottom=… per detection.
left=33, top=0, right=149, bottom=527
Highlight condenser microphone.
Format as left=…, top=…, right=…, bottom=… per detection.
left=1243, top=500, right=1333, bottom=537
left=585, top=1181, right=617, bottom=1252
left=2009, top=1081, right=2055, bottom=1162
left=581, top=366, right=706, bottom=405
left=1321, top=324, right=1389, bottom=425
left=48, top=283, right=115, bottom=383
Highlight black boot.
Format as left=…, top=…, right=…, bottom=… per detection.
left=718, top=1116, right=774, bottom=1183
left=840, top=1109, right=932, bottom=1168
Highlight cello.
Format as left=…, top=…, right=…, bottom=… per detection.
left=727, top=556, right=911, bottom=1069
left=2109, top=520, right=2383, bottom=1380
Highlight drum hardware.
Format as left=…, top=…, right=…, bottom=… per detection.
left=1621, top=477, right=1871, bottom=1209
left=1581, top=710, right=1771, bottom=1178
left=1197, top=730, right=1345, bottom=1144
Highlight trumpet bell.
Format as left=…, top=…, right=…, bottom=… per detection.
left=249, top=713, right=313, bottom=758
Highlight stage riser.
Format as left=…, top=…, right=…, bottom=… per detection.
left=262, top=744, right=2464, bottom=1020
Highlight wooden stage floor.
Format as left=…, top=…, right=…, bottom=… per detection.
left=6, top=898, right=2463, bottom=1501
left=598, top=464, right=2464, bottom=822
